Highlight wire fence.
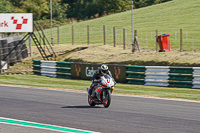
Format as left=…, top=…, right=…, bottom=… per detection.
left=1, top=26, right=200, bottom=52
left=34, top=25, right=200, bottom=51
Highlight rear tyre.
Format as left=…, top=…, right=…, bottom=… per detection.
left=103, top=90, right=111, bottom=108
left=88, top=95, right=96, bottom=106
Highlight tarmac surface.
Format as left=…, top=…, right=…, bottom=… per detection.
left=0, top=123, right=59, bottom=133
left=0, top=85, right=200, bottom=133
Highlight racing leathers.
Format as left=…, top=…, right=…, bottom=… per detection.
left=89, top=67, right=115, bottom=98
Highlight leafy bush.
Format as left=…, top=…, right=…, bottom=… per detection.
left=0, top=0, right=13, bottom=13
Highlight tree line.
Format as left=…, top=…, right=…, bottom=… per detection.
left=0, top=0, right=171, bottom=22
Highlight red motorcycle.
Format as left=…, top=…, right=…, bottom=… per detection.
left=87, top=75, right=115, bottom=108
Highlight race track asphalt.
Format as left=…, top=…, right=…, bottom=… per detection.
left=0, top=85, right=200, bottom=133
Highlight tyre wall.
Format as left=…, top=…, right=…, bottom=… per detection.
left=0, top=36, right=28, bottom=65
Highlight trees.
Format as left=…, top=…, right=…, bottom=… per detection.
left=0, top=0, right=171, bottom=21
left=0, top=0, right=13, bottom=13
left=8, top=0, right=24, bottom=7
left=52, top=0, right=67, bottom=22
left=65, top=0, right=131, bottom=20
left=133, top=0, right=171, bottom=8
left=15, top=0, right=49, bottom=20
left=99, top=0, right=131, bottom=13
left=6, top=0, right=67, bottom=21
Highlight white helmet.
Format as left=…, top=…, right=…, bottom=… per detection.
left=100, top=64, right=108, bottom=74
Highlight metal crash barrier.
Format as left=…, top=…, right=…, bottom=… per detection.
left=33, top=60, right=200, bottom=89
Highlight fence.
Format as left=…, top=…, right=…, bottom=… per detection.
left=33, top=60, right=71, bottom=78
left=33, top=60, right=200, bottom=89
left=126, top=65, right=200, bottom=89
left=1, top=25, right=200, bottom=51
left=30, top=25, right=200, bottom=51
left=2, top=26, right=199, bottom=52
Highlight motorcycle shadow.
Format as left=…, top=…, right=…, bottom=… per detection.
left=61, top=105, right=102, bottom=109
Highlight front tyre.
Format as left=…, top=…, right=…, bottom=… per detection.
left=103, top=90, right=111, bottom=108
left=88, top=95, right=96, bottom=106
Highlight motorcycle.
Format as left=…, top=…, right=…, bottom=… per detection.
left=87, top=75, right=115, bottom=108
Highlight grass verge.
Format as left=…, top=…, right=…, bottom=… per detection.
left=0, top=74, right=200, bottom=101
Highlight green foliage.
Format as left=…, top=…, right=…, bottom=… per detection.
left=1, top=0, right=171, bottom=21
left=63, top=0, right=171, bottom=20
left=133, top=0, right=171, bottom=8
left=65, top=0, right=131, bottom=19
left=8, top=0, right=24, bottom=7
left=16, top=0, right=49, bottom=20
left=52, top=1, right=67, bottom=22
left=0, top=0, right=13, bottom=13
left=6, top=0, right=67, bottom=21
left=95, top=0, right=129, bottom=15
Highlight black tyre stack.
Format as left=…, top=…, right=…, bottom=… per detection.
left=21, top=40, right=28, bottom=59
left=15, top=40, right=22, bottom=61
left=1, top=39, right=8, bottom=62
left=0, top=40, right=3, bottom=61
left=8, top=41, right=17, bottom=64
left=0, top=36, right=28, bottom=66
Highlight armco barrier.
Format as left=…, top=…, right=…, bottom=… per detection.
left=126, top=65, right=200, bottom=88
left=33, top=61, right=126, bottom=83
left=33, top=60, right=200, bottom=89
left=33, top=60, right=71, bottom=78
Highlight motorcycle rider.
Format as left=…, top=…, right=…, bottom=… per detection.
left=89, top=64, right=115, bottom=97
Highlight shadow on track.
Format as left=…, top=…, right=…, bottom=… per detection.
left=61, top=105, right=102, bottom=108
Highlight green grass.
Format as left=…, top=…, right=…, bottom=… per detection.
left=36, top=0, right=200, bottom=51
left=0, top=74, right=200, bottom=101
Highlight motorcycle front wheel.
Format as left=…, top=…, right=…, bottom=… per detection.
left=88, top=95, right=96, bottom=107
left=103, top=90, right=111, bottom=108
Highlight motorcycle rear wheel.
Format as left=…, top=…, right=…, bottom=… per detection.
left=88, top=95, right=96, bottom=106
left=103, top=90, right=111, bottom=108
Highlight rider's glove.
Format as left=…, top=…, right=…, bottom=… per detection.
left=93, top=79, right=101, bottom=83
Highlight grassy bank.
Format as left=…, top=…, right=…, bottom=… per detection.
left=37, top=0, right=200, bottom=51
left=0, top=75, right=200, bottom=101
left=64, top=44, right=200, bottom=67
left=5, top=43, right=200, bottom=76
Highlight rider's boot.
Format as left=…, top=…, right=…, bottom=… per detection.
left=89, top=85, right=94, bottom=96
left=91, top=86, right=97, bottom=97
